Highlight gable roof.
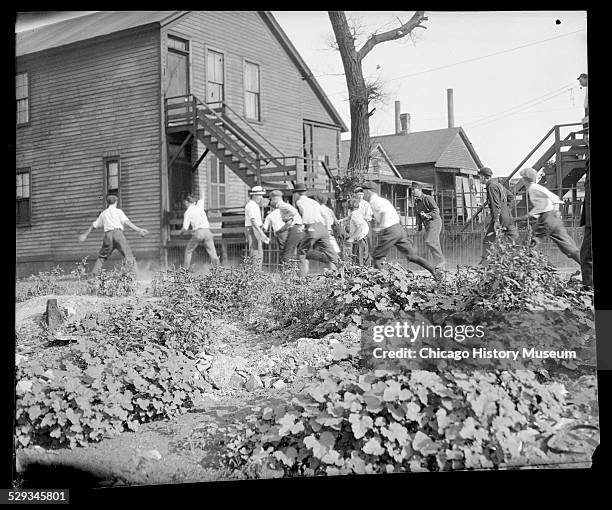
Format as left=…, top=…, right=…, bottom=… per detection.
left=16, top=11, right=186, bottom=56
left=352, top=127, right=483, bottom=169
left=16, top=11, right=347, bottom=132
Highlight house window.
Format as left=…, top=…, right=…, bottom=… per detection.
left=16, top=72, right=29, bottom=125
left=168, top=35, right=189, bottom=52
left=105, top=158, right=120, bottom=197
left=16, top=169, right=31, bottom=225
left=209, top=157, right=226, bottom=209
left=244, top=61, right=261, bottom=120
left=207, top=50, right=224, bottom=106
left=166, top=36, right=190, bottom=98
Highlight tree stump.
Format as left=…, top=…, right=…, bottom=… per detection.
left=45, top=299, right=64, bottom=332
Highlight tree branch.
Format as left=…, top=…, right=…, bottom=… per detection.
left=357, top=11, right=428, bottom=61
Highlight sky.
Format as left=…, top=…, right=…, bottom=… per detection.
left=16, top=11, right=588, bottom=177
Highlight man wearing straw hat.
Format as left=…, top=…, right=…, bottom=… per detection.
left=245, top=185, right=269, bottom=268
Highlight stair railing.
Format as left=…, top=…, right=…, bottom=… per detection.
left=460, top=122, right=584, bottom=231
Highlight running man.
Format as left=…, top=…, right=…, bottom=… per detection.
left=412, top=183, right=445, bottom=269
left=361, top=182, right=439, bottom=279
left=478, top=166, right=519, bottom=263
left=315, top=195, right=341, bottom=256
left=78, top=194, right=148, bottom=274
left=267, top=190, right=305, bottom=265
left=516, top=167, right=581, bottom=265
left=346, top=198, right=370, bottom=265
left=244, top=185, right=269, bottom=268
left=293, top=184, right=338, bottom=276
left=178, top=194, right=220, bottom=269
left=355, top=186, right=374, bottom=260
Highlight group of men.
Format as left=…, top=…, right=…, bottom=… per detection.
left=79, top=164, right=591, bottom=289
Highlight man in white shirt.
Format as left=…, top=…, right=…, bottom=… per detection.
left=355, top=186, right=374, bottom=259
left=244, top=186, right=269, bottom=268
left=178, top=194, right=220, bottom=269
left=315, top=195, right=341, bottom=255
left=361, top=182, right=439, bottom=278
left=268, top=190, right=305, bottom=265
left=78, top=194, right=149, bottom=274
left=293, top=184, right=338, bottom=276
left=517, top=167, right=581, bottom=264
left=346, top=198, right=370, bottom=265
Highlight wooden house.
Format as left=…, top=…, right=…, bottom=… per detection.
left=15, top=11, right=347, bottom=274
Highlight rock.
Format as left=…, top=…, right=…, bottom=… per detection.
left=196, top=362, right=211, bottom=373
left=229, top=372, right=246, bottom=389
left=208, top=355, right=238, bottom=389
left=245, top=374, right=264, bottom=391
left=45, top=299, right=64, bottom=332
left=261, top=376, right=273, bottom=388
left=272, top=380, right=286, bottom=390
left=140, top=449, right=162, bottom=461
left=328, top=337, right=340, bottom=345
left=15, top=354, right=28, bottom=366
left=296, top=365, right=315, bottom=378
left=63, top=306, right=76, bottom=318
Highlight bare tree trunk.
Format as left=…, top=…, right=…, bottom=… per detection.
left=329, top=11, right=370, bottom=178
left=328, top=11, right=427, bottom=189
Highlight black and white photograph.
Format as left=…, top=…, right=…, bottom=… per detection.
left=11, top=9, right=599, bottom=494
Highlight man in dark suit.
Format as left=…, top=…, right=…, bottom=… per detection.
left=412, top=183, right=445, bottom=269
left=478, top=167, right=519, bottom=263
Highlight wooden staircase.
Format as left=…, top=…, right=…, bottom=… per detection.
left=512, top=123, right=589, bottom=195
left=165, top=94, right=323, bottom=191
left=461, top=122, right=589, bottom=231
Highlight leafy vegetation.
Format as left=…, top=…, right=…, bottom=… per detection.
left=220, top=366, right=568, bottom=476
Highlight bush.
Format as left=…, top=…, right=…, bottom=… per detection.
left=23, top=266, right=66, bottom=299
left=220, top=367, right=568, bottom=476
left=88, top=261, right=136, bottom=297
left=152, top=257, right=274, bottom=316
left=15, top=338, right=208, bottom=449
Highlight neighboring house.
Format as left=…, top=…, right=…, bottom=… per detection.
left=342, top=125, right=485, bottom=225
left=340, top=141, right=432, bottom=226
left=15, top=11, right=347, bottom=274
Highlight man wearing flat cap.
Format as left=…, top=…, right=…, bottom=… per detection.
left=292, top=184, right=338, bottom=276
left=267, top=189, right=305, bottom=265
left=478, top=166, right=519, bottom=263
left=245, top=185, right=269, bottom=268
left=517, top=167, right=581, bottom=265
left=361, top=181, right=440, bottom=279
left=412, top=183, right=445, bottom=269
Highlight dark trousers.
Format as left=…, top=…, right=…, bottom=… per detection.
left=351, top=237, right=370, bottom=265
left=481, top=218, right=519, bottom=261
left=298, top=222, right=338, bottom=264
left=423, top=218, right=445, bottom=267
left=372, top=223, right=436, bottom=275
left=533, top=210, right=581, bottom=264
left=280, top=225, right=305, bottom=265
left=580, top=227, right=593, bottom=287
left=92, top=229, right=135, bottom=274
left=246, top=226, right=263, bottom=268
left=184, top=228, right=219, bottom=268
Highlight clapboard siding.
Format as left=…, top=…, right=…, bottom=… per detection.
left=162, top=11, right=341, bottom=203
left=16, top=28, right=162, bottom=263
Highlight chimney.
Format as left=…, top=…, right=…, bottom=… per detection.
left=447, top=88, right=455, bottom=128
left=394, top=100, right=402, bottom=134
left=399, top=113, right=411, bottom=134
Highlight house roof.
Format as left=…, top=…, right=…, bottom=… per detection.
left=16, top=11, right=186, bottom=56
left=342, top=127, right=483, bottom=170
left=16, top=11, right=348, bottom=132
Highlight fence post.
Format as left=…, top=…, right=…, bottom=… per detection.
left=554, top=126, right=563, bottom=198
